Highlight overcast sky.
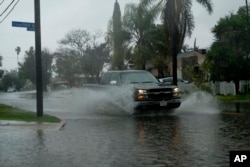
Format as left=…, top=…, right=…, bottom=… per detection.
left=0, top=0, right=246, bottom=71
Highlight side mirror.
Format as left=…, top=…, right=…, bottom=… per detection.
left=110, top=80, right=117, bottom=85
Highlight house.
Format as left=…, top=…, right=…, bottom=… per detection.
left=143, top=50, right=206, bottom=79
left=168, top=50, right=206, bottom=80
left=51, top=77, right=69, bottom=90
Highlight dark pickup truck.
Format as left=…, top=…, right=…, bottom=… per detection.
left=96, top=70, right=181, bottom=111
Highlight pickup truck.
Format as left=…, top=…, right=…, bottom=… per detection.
left=96, top=70, right=181, bottom=111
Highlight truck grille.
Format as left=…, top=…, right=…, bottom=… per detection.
left=147, top=88, right=173, bottom=100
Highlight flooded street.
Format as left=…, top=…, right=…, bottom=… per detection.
left=0, top=89, right=250, bottom=167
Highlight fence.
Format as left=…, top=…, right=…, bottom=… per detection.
left=204, top=80, right=250, bottom=95
left=240, top=80, right=250, bottom=93
left=210, top=81, right=235, bottom=95
left=179, top=80, right=250, bottom=95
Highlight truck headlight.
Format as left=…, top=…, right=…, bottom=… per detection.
left=173, top=87, right=179, bottom=96
left=137, top=89, right=148, bottom=100
left=138, top=89, right=147, bottom=94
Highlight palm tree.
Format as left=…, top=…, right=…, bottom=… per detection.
left=123, top=3, right=159, bottom=69
left=141, top=0, right=213, bottom=85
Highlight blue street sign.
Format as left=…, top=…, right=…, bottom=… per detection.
left=27, top=27, right=35, bottom=31
left=12, top=21, right=35, bottom=31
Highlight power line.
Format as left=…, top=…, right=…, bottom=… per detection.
left=0, top=0, right=19, bottom=23
left=0, top=0, right=14, bottom=16
left=0, top=0, right=5, bottom=6
left=2, top=56, right=21, bottom=59
left=3, top=56, right=16, bottom=58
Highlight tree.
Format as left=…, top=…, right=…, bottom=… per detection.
left=15, top=46, right=21, bottom=65
left=2, top=71, right=16, bottom=92
left=18, top=47, right=53, bottom=91
left=57, top=29, right=92, bottom=81
left=42, top=49, right=53, bottom=90
left=205, top=6, right=250, bottom=94
left=122, top=3, right=160, bottom=69
left=54, top=49, right=82, bottom=85
left=147, top=24, right=169, bottom=77
left=2, top=70, right=25, bottom=91
left=0, top=54, right=2, bottom=67
left=55, top=49, right=81, bottom=85
left=59, top=29, right=93, bottom=57
left=56, top=29, right=107, bottom=83
left=141, top=0, right=213, bottom=85
left=111, top=0, right=125, bottom=70
left=0, top=54, right=3, bottom=79
left=82, top=43, right=110, bottom=82
left=19, top=47, right=36, bottom=84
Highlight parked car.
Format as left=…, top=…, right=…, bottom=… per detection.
left=159, top=77, right=189, bottom=84
left=7, top=87, right=16, bottom=92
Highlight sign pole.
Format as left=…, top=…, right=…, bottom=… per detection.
left=34, top=0, right=43, bottom=117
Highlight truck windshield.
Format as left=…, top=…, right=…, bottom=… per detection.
left=121, top=71, right=159, bottom=84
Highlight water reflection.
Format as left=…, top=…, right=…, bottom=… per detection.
left=133, top=114, right=225, bottom=166
left=36, top=129, right=45, bottom=150
left=135, top=116, right=180, bottom=148
left=219, top=102, right=250, bottom=113
left=219, top=112, right=250, bottom=141
left=132, top=116, right=180, bottom=166
left=132, top=109, right=249, bottom=166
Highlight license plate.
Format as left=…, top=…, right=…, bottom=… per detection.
left=160, top=101, right=167, bottom=106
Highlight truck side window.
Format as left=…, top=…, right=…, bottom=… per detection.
left=109, top=73, right=120, bottom=85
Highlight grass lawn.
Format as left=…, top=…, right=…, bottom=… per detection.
left=0, top=104, right=60, bottom=123
left=217, top=93, right=250, bottom=101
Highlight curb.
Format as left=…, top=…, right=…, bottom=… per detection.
left=58, top=119, right=67, bottom=130
left=0, top=119, right=67, bottom=130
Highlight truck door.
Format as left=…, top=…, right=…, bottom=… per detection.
left=109, top=73, right=121, bottom=85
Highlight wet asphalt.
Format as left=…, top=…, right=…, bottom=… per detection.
left=0, top=89, right=250, bottom=167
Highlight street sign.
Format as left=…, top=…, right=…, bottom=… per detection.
left=27, top=27, right=35, bottom=31
left=12, top=21, right=35, bottom=31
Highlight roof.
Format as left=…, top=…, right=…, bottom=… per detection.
left=177, top=51, right=206, bottom=58
left=105, top=70, right=148, bottom=73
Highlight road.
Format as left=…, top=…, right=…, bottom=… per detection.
left=0, top=89, right=250, bottom=167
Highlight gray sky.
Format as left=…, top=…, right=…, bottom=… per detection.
left=0, top=0, right=246, bottom=71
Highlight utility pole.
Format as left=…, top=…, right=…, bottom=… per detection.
left=34, top=0, right=43, bottom=117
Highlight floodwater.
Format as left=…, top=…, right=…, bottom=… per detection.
left=0, top=89, right=250, bottom=167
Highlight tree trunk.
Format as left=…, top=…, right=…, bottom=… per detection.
left=234, top=79, right=240, bottom=95
left=172, top=29, right=178, bottom=86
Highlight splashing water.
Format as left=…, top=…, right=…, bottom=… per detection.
left=66, top=87, right=135, bottom=115
left=177, top=91, right=219, bottom=114
left=50, top=87, right=220, bottom=117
